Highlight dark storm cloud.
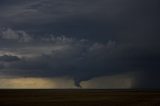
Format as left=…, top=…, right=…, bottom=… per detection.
left=0, top=30, right=159, bottom=88
left=0, top=0, right=135, bottom=40
left=0, top=30, right=118, bottom=87
left=0, top=0, right=157, bottom=43
left=0, top=55, right=20, bottom=62
left=0, top=0, right=159, bottom=88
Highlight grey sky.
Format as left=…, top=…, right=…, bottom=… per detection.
left=0, top=0, right=159, bottom=88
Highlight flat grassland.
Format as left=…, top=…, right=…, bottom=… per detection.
left=0, top=89, right=160, bottom=106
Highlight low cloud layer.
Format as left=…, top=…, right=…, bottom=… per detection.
left=0, top=28, right=118, bottom=87
left=0, top=28, right=159, bottom=88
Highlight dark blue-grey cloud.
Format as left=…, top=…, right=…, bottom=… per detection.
left=0, top=28, right=159, bottom=88
left=0, top=55, right=20, bottom=62
left=0, top=0, right=159, bottom=88
left=0, top=0, right=159, bottom=41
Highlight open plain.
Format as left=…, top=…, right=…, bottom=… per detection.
left=0, top=89, right=160, bottom=106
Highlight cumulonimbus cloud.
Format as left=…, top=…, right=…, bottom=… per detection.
left=0, top=28, right=118, bottom=87
left=0, top=27, right=160, bottom=88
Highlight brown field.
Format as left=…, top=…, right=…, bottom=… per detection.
left=0, top=89, right=160, bottom=106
